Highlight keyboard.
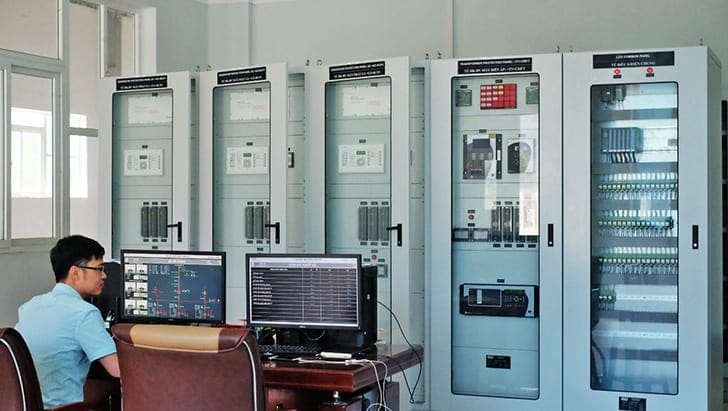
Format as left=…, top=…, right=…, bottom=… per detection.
left=258, top=344, right=322, bottom=357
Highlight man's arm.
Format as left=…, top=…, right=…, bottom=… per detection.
left=98, top=353, right=120, bottom=378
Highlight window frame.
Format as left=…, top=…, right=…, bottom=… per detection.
left=0, top=51, right=64, bottom=250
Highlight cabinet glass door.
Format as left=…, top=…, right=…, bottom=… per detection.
left=112, top=89, right=174, bottom=254
left=212, top=82, right=272, bottom=267
left=451, top=74, right=540, bottom=398
left=324, top=77, right=393, bottom=342
left=590, top=82, right=678, bottom=394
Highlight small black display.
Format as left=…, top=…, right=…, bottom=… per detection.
left=618, top=396, right=646, bottom=411
left=486, top=355, right=511, bottom=369
left=469, top=288, right=501, bottom=307
left=460, top=284, right=538, bottom=317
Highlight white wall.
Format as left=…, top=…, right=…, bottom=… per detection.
left=208, top=2, right=251, bottom=69
left=143, top=0, right=209, bottom=72
left=0, top=251, right=56, bottom=326
left=250, top=0, right=451, bottom=66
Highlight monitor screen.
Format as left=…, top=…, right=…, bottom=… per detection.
left=246, top=254, right=362, bottom=330
left=120, top=250, right=226, bottom=324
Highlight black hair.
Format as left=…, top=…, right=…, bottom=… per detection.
left=50, top=235, right=105, bottom=282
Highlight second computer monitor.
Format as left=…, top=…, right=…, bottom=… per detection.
left=246, top=253, right=376, bottom=348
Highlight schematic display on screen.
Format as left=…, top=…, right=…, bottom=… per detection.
left=121, top=250, right=225, bottom=324
left=247, top=255, right=361, bottom=329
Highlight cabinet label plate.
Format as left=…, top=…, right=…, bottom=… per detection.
left=217, top=66, right=267, bottom=84
left=329, top=61, right=386, bottom=80
left=593, top=51, right=675, bottom=69
left=458, top=58, right=533, bottom=74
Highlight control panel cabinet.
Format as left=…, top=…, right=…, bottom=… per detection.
left=99, top=72, right=197, bottom=257
left=306, top=56, right=427, bottom=406
left=563, top=46, right=722, bottom=411
left=199, top=64, right=300, bottom=323
left=429, top=54, right=562, bottom=410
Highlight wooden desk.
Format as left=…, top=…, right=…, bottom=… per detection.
left=264, top=344, right=423, bottom=411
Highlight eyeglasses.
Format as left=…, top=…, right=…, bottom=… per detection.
left=76, top=265, right=105, bottom=273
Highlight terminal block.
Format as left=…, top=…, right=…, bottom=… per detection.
left=140, top=201, right=169, bottom=242
left=245, top=201, right=270, bottom=244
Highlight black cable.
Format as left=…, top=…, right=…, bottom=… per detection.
left=377, top=353, right=414, bottom=402
left=590, top=337, right=606, bottom=384
left=376, top=300, right=422, bottom=404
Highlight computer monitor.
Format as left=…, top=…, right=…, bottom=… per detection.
left=120, top=250, right=226, bottom=324
left=246, top=253, right=376, bottom=349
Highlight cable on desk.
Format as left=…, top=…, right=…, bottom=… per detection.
left=376, top=301, right=423, bottom=404
left=292, top=358, right=392, bottom=411
left=364, top=360, right=391, bottom=411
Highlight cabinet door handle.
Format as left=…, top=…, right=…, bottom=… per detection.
left=386, top=224, right=403, bottom=247
left=547, top=223, right=554, bottom=247
left=265, top=222, right=281, bottom=245
left=167, top=221, right=183, bottom=243
left=692, top=225, right=699, bottom=249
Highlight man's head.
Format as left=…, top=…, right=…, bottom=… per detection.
left=50, top=235, right=106, bottom=297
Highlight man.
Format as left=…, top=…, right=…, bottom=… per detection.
left=15, top=235, right=120, bottom=409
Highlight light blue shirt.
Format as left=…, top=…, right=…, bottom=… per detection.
left=15, top=283, right=116, bottom=408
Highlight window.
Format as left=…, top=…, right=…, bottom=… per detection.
left=10, top=71, right=57, bottom=240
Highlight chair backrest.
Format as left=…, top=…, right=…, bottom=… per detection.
left=0, top=327, right=44, bottom=411
left=111, top=323, right=265, bottom=411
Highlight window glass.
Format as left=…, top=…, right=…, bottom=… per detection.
left=11, top=73, right=55, bottom=239
left=0, top=0, right=58, bottom=59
